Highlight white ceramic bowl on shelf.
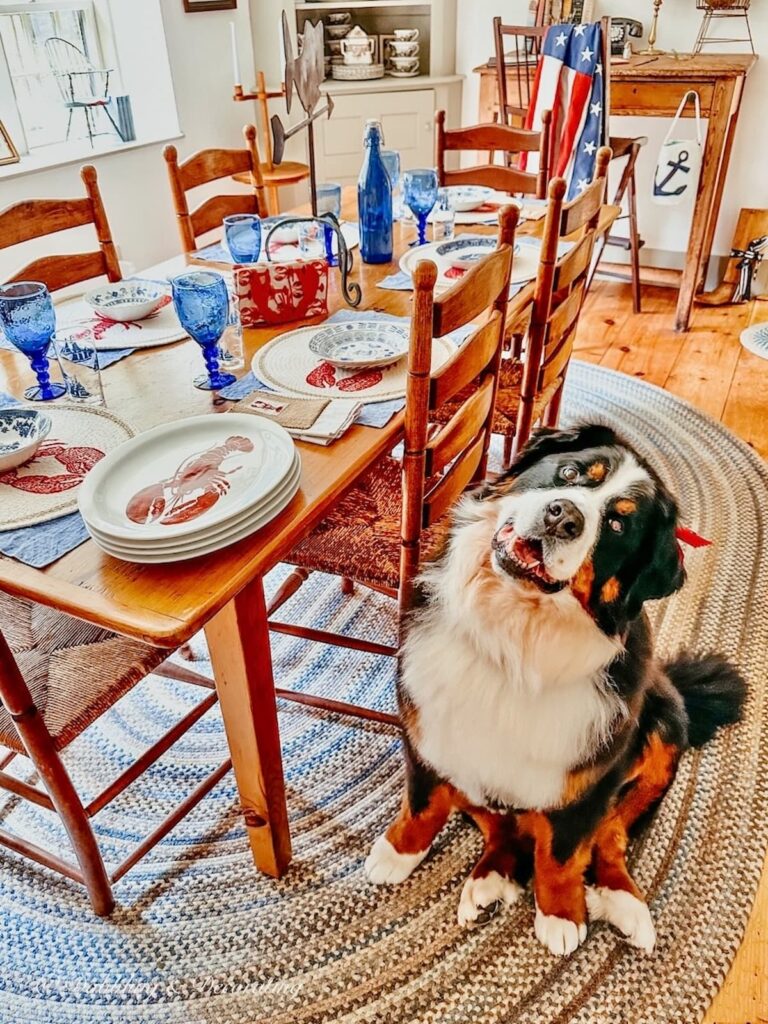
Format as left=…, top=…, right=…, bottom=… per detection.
left=389, top=56, right=420, bottom=74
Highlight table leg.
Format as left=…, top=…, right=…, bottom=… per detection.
left=696, top=79, right=745, bottom=293
left=675, top=78, right=736, bottom=332
left=204, top=576, right=292, bottom=876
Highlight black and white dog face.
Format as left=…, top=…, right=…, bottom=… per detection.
left=483, top=425, right=686, bottom=631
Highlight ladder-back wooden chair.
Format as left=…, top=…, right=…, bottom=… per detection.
left=494, top=15, right=646, bottom=313
left=0, top=592, right=230, bottom=915
left=433, top=149, right=611, bottom=468
left=0, top=165, right=120, bottom=292
left=435, top=110, right=552, bottom=200
left=163, top=125, right=268, bottom=253
left=254, top=207, right=518, bottom=721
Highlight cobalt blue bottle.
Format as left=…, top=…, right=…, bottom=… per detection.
left=357, top=119, right=393, bottom=264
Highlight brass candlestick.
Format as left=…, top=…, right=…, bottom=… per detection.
left=638, top=0, right=666, bottom=55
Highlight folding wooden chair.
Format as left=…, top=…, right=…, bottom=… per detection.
left=163, top=125, right=268, bottom=253
left=0, top=165, right=120, bottom=292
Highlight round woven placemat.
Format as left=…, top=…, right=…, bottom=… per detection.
left=0, top=361, right=766, bottom=1024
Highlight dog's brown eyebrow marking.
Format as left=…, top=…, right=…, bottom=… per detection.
left=615, top=498, right=637, bottom=515
left=600, top=577, right=621, bottom=603
left=587, top=461, right=607, bottom=481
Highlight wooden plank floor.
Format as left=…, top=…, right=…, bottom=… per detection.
left=577, top=282, right=768, bottom=1024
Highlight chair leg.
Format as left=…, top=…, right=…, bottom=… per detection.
left=65, top=108, right=73, bottom=141
left=84, top=107, right=94, bottom=148
left=267, top=567, right=310, bottom=616
left=542, top=383, right=564, bottom=428
left=267, top=185, right=280, bottom=215
left=13, top=711, right=113, bottom=914
left=340, top=578, right=355, bottom=595
left=502, top=433, right=515, bottom=469
left=626, top=155, right=642, bottom=314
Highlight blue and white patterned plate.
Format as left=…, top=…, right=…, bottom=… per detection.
left=0, top=408, right=52, bottom=474
left=740, top=322, right=768, bottom=361
left=444, top=186, right=496, bottom=212
left=85, top=280, right=167, bottom=322
left=308, top=321, right=410, bottom=369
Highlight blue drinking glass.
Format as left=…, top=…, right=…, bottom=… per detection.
left=0, top=282, right=66, bottom=401
left=403, top=168, right=439, bottom=247
left=223, top=214, right=262, bottom=264
left=171, top=271, right=236, bottom=391
left=316, top=183, right=342, bottom=266
left=381, top=150, right=402, bottom=219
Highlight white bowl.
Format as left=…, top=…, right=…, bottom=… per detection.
left=327, top=11, right=351, bottom=24
left=0, top=408, right=52, bottom=473
left=85, top=280, right=167, bottom=322
left=394, top=29, right=419, bottom=42
left=326, top=24, right=351, bottom=40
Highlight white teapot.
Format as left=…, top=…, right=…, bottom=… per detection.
left=341, top=26, right=375, bottom=65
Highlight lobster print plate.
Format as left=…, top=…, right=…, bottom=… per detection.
left=0, top=405, right=134, bottom=529
left=55, top=294, right=187, bottom=351
left=399, top=236, right=541, bottom=291
left=77, top=414, right=296, bottom=543
left=85, top=454, right=302, bottom=563
left=252, top=325, right=456, bottom=403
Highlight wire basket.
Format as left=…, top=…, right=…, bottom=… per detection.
left=696, top=0, right=750, bottom=9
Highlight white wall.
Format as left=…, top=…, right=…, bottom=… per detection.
left=0, top=0, right=262, bottom=279
left=456, top=0, right=767, bottom=259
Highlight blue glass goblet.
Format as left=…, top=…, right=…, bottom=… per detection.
left=403, top=168, right=439, bottom=247
left=0, top=281, right=66, bottom=401
left=223, top=214, right=262, bottom=264
left=316, top=183, right=342, bottom=267
left=171, top=272, right=236, bottom=391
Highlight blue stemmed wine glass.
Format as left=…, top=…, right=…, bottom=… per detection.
left=403, top=168, right=439, bottom=247
left=223, top=214, right=262, bottom=263
left=0, top=282, right=66, bottom=401
left=171, top=271, right=236, bottom=391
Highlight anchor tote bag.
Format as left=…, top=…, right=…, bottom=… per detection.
left=652, top=90, right=702, bottom=206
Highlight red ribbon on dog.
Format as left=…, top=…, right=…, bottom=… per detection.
left=675, top=526, right=711, bottom=563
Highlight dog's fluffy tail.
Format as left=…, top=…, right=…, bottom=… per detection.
left=665, top=653, right=746, bottom=748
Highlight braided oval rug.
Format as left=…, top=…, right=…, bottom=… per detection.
left=1, top=362, right=766, bottom=1024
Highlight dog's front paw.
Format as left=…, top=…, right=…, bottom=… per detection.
left=534, top=903, right=588, bottom=956
left=364, top=835, right=428, bottom=885
left=457, top=871, right=523, bottom=927
left=586, top=886, right=656, bottom=953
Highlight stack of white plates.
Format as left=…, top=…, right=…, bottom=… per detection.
left=78, top=414, right=300, bottom=563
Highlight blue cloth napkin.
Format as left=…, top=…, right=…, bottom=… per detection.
left=0, top=391, right=91, bottom=568
left=378, top=271, right=414, bottom=291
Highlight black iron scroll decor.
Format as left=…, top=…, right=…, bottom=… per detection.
left=264, top=214, right=362, bottom=308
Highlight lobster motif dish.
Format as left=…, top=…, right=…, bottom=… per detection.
left=77, top=414, right=297, bottom=544
left=0, top=408, right=52, bottom=474
left=85, top=281, right=168, bottom=322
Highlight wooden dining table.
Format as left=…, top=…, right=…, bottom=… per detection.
left=0, top=189, right=617, bottom=878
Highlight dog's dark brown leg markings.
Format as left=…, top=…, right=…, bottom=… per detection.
left=457, top=809, right=526, bottom=926
left=364, top=782, right=457, bottom=885
left=586, top=733, right=680, bottom=953
left=518, top=811, right=592, bottom=955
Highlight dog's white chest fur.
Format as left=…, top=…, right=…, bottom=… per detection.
left=401, top=501, right=623, bottom=810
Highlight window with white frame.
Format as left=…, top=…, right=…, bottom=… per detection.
left=0, top=0, right=180, bottom=166
left=0, top=1, right=116, bottom=150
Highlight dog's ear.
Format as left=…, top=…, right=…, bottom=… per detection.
left=622, top=496, right=686, bottom=620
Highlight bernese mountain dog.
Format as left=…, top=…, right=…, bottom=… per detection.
left=364, top=424, right=745, bottom=956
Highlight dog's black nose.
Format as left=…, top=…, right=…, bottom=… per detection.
left=544, top=499, right=584, bottom=540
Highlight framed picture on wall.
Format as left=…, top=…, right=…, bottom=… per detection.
left=183, top=0, right=236, bottom=12
left=0, top=121, right=19, bottom=166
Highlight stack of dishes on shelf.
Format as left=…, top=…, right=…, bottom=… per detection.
left=78, top=414, right=300, bottom=564
left=324, top=11, right=351, bottom=77
left=385, top=29, right=420, bottom=78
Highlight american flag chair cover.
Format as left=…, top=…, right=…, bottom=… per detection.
left=522, top=22, right=605, bottom=199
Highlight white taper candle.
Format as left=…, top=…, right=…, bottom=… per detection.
left=230, top=21, right=241, bottom=87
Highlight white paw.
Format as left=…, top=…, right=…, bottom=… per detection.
left=364, top=835, right=428, bottom=885
left=586, top=886, right=656, bottom=953
left=457, top=871, right=523, bottom=926
left=534, top=903, right=588, bottom=956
